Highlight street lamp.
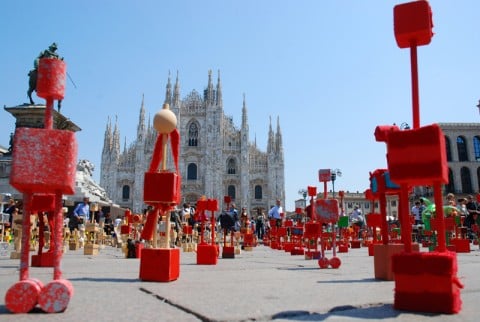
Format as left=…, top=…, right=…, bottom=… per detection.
left=298, top=189, right=307, bottom=200
left=400, top=122, right=410, bottom=130
left=331, top=169, right=342, bottom=198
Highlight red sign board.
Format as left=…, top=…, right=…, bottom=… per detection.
left=318, top=169, right=331, bottom=182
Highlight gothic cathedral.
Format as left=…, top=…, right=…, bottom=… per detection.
left=100, top=71, right=285, bottom=214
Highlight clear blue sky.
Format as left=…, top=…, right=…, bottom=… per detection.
left=1, top=1, right=479, bottom=211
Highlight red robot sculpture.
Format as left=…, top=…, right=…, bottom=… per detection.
left=139, top=103, right=181, bottom=282
left=196, top=198, right=219, bottom=265
left=374, top=1, right=463, bottom=314
left=5, top=53, right=77, bottom=313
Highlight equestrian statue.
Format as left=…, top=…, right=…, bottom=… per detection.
left=28, top=43, right=63, bottom=111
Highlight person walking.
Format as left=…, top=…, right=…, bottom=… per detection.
left=268, top=199, right=283, bottom=228
left=69, top=197, right=90, bottom=232
left=256, top=210, right=265, bottom=240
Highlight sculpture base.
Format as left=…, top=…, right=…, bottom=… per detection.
left=197, top=244, right=218, bottom=265
left=392, top=251, right=463, bottom=314
left=374, top=243, right=420, bottom=281
left=290, top=247, right=304, bottom=255
left=84, top=244, right=99, bottom=256
left=305, top=250, right=320, bottom=260
left=139, top=248, right=180, bottom=282
left=450, top=239, right=470, bottom=253
left=222, top=246, right=235, bottom=258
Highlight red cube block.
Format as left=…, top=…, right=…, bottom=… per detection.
left=196, top=199, right=207, bottom=212
left=315, top=199, right=339, bottom=223
left=207, top=199, right=218, bottom=211
left=290, top=247, right=305, bottom=255
left=37, top=58, right=67, bottom=100
left=10, top=128, right=77, bottom=194
left=183, top=226, right=192, bottom=235
left=374, top=244, right=414, bottom=281
left=222, top=246, right=235, bottom=258
left=366, top=213, right=382, bottom=228
left=394, top=0, right=434, bottom=48
left=450, top=239, right=470, bottom=253
left=386, top=124, right=448, bottom=185
left=31, top=194, right=55, bottom=212
left=196, top=244, right=218, bottom=265
left=305, top=250, right=321, bottom=260
left=304, top=222, right=321, bottom=237
left=144, top=172, right=180, bottom=204
left=31, top=251, right=55, bottom=267
left=139, top=248, right=180, bottom=282
left=350, top=240, right=361, bottom=249
left=338, top=245, right=349, bottom=253
left=120, top=224, right=131, bottom=235
left=392, top=251, right=463, bottom=314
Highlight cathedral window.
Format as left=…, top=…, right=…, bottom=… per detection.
left=187, top=163, right=197, bottom=180
left=227, top=185, right=236, bottom=200
left=254, top=185, right=262, bottom=199
left=122, top=185, right=130, bottom=200
left=188, top=123, right=199, bottom=146
left=227, top=158, right=236, bottom=174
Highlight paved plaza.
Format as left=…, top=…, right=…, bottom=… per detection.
left=0, top=242, right=479, bottom=322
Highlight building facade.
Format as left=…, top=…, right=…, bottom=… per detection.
left=439, top=123, right=480, bottom=195
left=100, top=71, right=285, bottom=214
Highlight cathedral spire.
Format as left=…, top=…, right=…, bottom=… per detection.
left=113, top=115, right=120, bottom=157
left=173, top=70, right=180, bottom=107
left=165, top=71, right=172, bottom=106
left=103, top=116, right=112, bottom=153
left=216, top=70, right=223, bottom=106
left=241, top=93, right=248, bottom=130
left=267, top=116, right=274, bottom=153
left=204, top=69, right=215, bottom=106
left=275, top=116, right=283, bottom=155
left=137, top=94, right=146, bottom=141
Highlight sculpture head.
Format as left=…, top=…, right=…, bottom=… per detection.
left=153, top=103, right=177, bottom=134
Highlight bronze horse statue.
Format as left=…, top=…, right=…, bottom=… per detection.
left=27, top=43, right=63, bottom=111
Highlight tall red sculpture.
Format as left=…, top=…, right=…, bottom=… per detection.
left=5, top=57, right=77, bottom=313
left=376, top=0, right=463, bottom=313
left=139, top=103, right=181, bottom=282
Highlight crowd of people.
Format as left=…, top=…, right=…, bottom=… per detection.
left=3, top=192, right=480, bottom=246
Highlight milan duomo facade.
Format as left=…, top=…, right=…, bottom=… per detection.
left=100, top=71, right=285, bottom=214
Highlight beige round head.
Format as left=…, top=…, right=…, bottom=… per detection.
left=153, top=103, right=177, bottom=134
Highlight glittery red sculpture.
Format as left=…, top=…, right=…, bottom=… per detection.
left=5, top=56, right=76, bottom=313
